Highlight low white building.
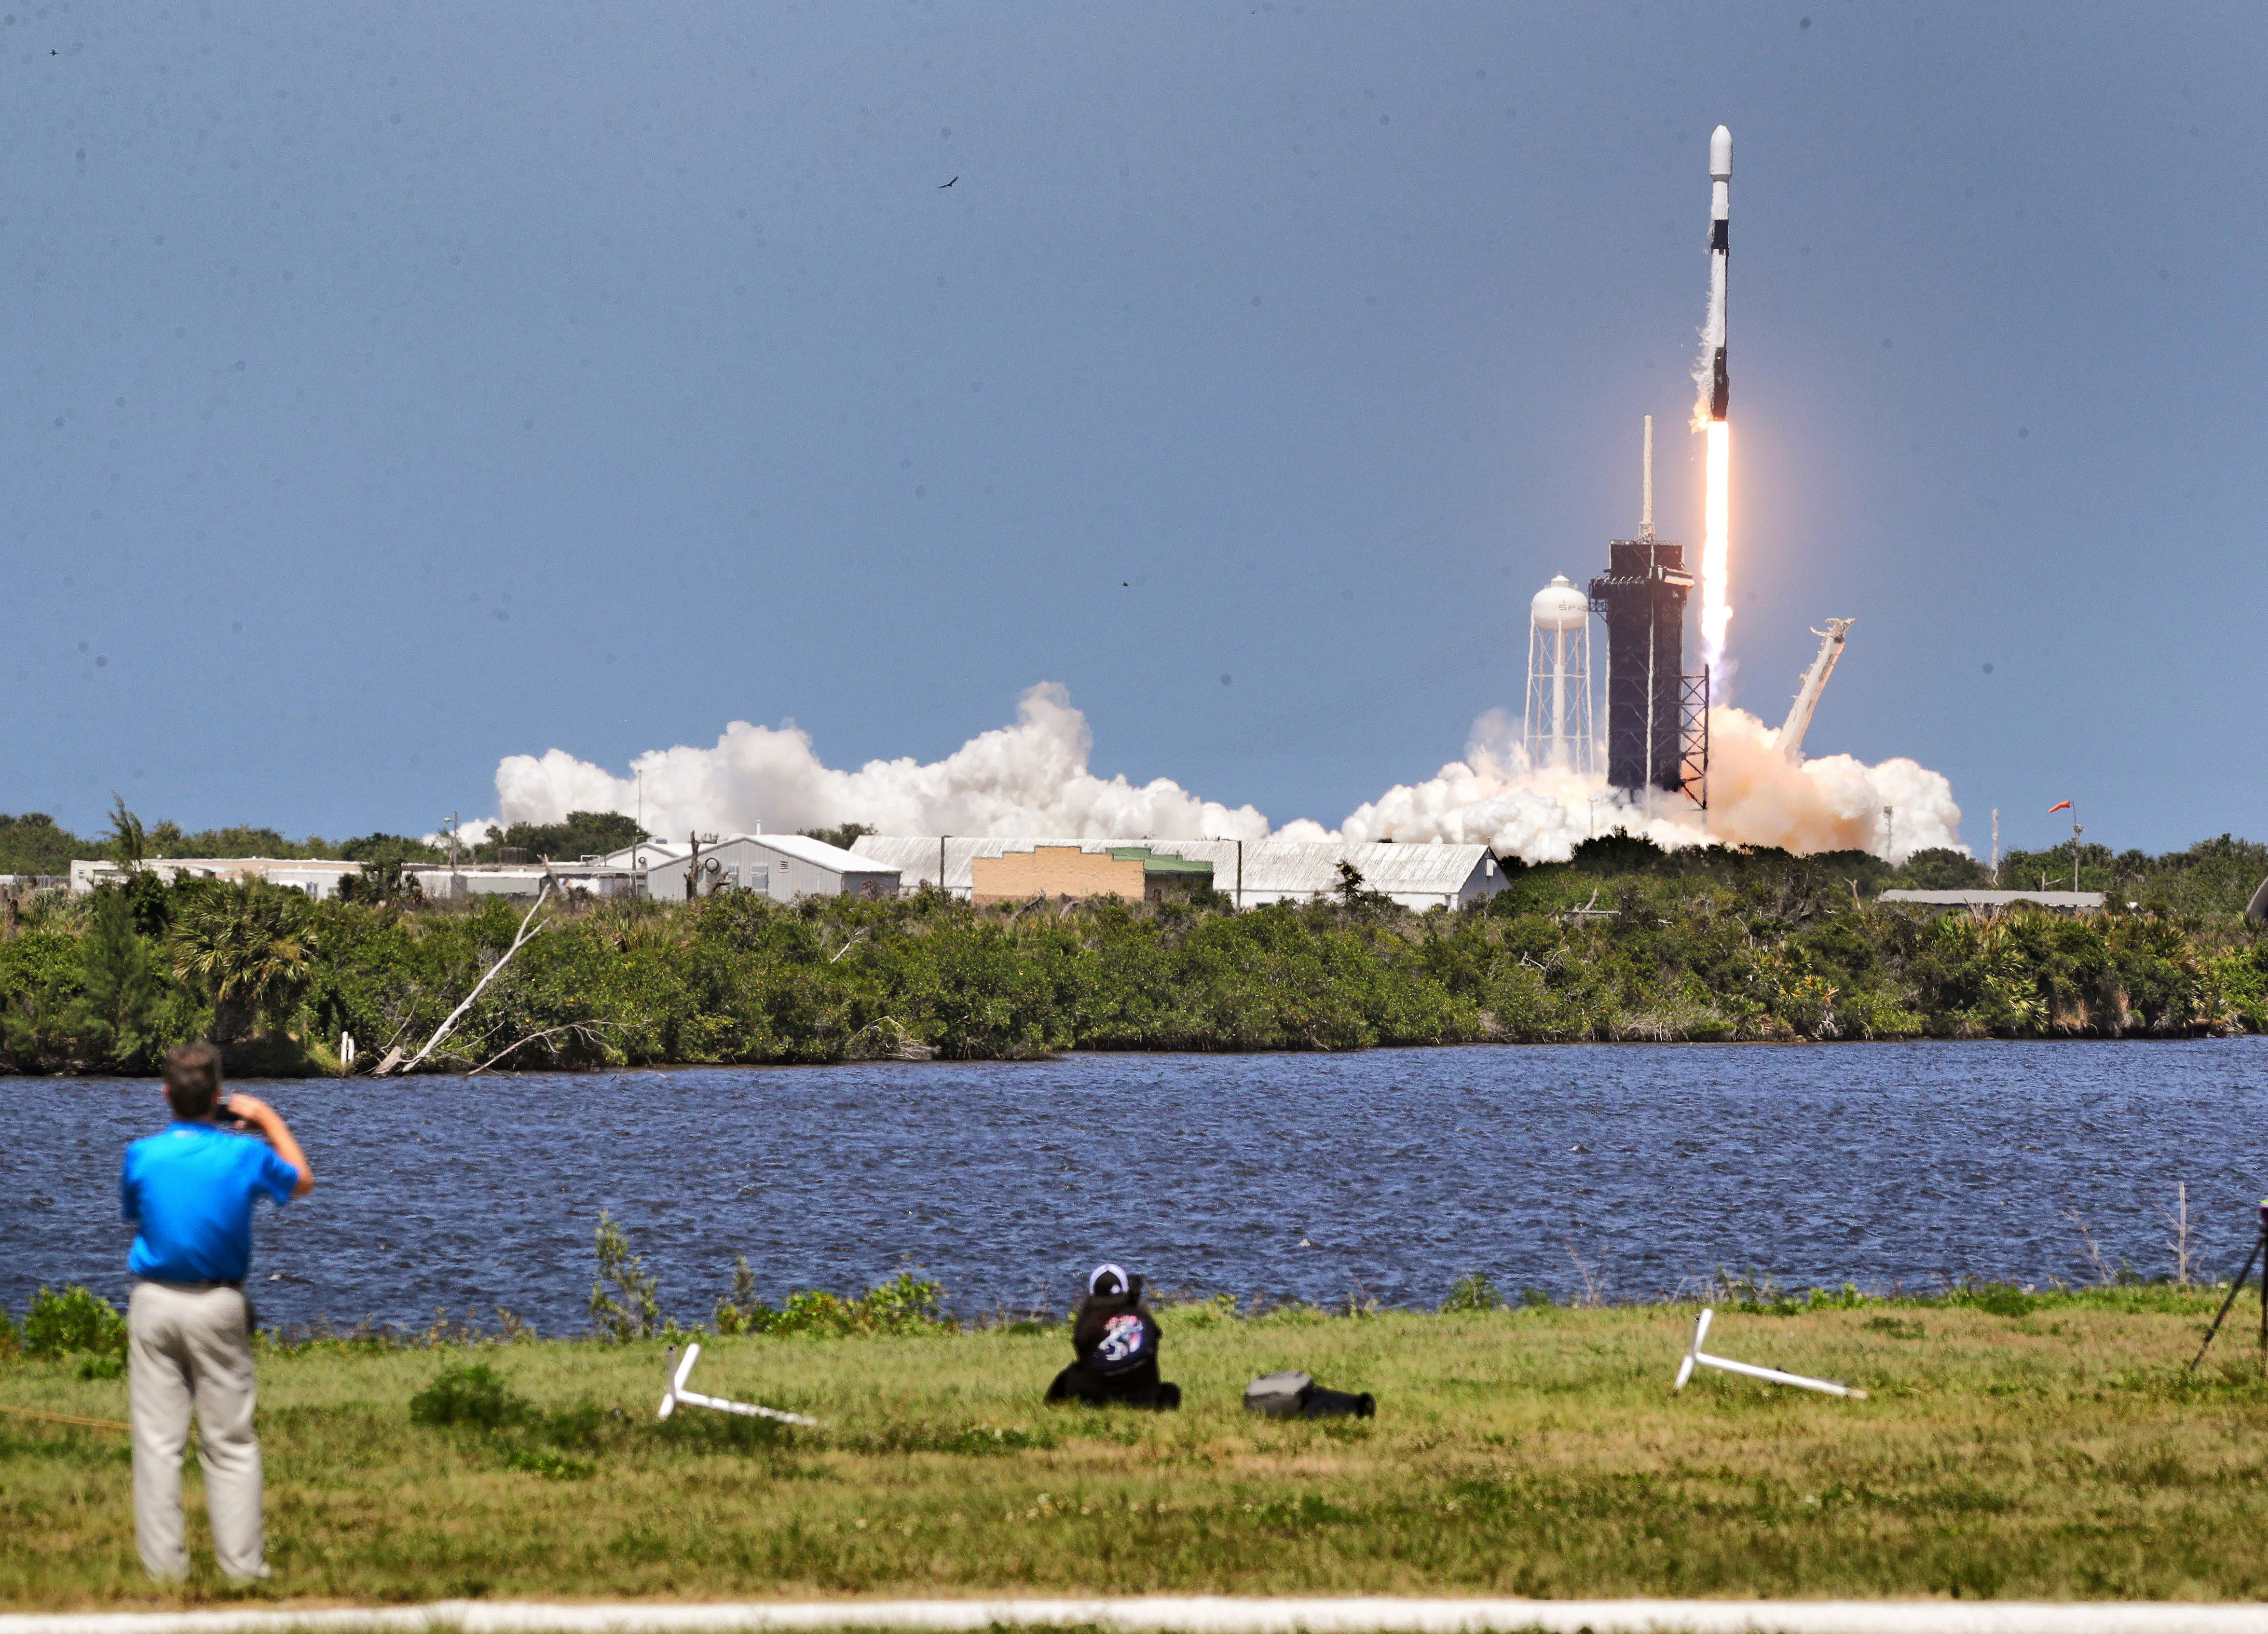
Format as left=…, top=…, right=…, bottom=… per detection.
left=70, top=858, right=366, bottom=899
left=1878, top=889, right=2105, bottom=915
left=849, top=836, right=1506, bottom=911
left=405, top=862, right=642, bottom=902
left=595, top=833, right=901, bottom=902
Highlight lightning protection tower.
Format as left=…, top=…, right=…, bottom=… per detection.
left=1524, top=576, right=1595, bottom=775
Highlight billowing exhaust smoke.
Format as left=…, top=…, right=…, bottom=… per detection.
left=492, top=683, right=1269, bottom=845
left=483, top=683, right=1960, bottom=865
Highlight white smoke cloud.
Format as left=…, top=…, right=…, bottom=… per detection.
left=491, top=683, right=1270, bottom=844
left=1334, top=704, right=1962, bottom=864
left=482, top=683, right=1961, bottom=865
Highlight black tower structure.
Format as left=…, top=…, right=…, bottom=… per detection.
left=1588, top=537, right=1693, bottom=797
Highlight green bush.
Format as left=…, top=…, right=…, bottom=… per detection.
left=723, top=1270, right=952, bottom=1338
left=1442, top=1272, right=1506, bottom=1313
left=22, top=1286, right=126, bottom=1358
left=409, top=1362, right=531, bottom=1429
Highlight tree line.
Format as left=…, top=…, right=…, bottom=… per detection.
left=1, top=833, right=2262, bottom=1075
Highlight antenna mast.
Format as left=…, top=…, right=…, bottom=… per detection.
left=1641, top=415, right=1654, bottom=538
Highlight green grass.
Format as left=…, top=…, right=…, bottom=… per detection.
left=8, top=1290, right=2268, bottom=1608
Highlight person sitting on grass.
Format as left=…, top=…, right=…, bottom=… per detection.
left=120, top=1043, right=315, bottom=1584
left=1045, top=1262, right=1180, bottom=1411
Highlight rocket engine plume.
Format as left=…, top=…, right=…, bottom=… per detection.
left=1696, top=124, right=1733, bottom=674
left=1700, top=420, right=1730, bottom=666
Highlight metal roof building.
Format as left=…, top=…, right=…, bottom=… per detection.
left=71, top=857, right=368, bottom=899
left=849, top=836, right=1504, bottom=911
left=596, top=833, right=900, bottom=902
left=407, top=862, right=641, bottom=902
left=1877, top=889, right=2105, bottom=914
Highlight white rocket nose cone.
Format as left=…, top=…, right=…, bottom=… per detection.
left=1709, top=124, right=1733, bottom=181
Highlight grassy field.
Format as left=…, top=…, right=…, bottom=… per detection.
left=8, top=1289, right=2268, bottom=1609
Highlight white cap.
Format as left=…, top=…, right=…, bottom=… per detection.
left=1087, top=1262, right=1131, bottom=1296
left=1709, top=125, right=1733, bottom=182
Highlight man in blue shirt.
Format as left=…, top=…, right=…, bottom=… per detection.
left=120, top=1042, right=314, bottom=1583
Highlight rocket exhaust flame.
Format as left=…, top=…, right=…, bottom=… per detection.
left=1700, top=420, right=1730, bottom=669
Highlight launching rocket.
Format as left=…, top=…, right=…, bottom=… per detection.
left=1706, top=125, right=1731, bottom=422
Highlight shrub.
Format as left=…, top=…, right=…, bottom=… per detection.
left=1442, top=1272, right=1506, bottom=1313
left=712, top=1253, right=765, bottom=1336
left=715, top=1266, right=952, bottom=1337
left=409, top=1362, right=531, bottom=1429
left=855, top=1269, right=947, bottom=1333
left=23, top=1286, right=126, bottom=1358
left=589, top=1210, right=663, bottom=1342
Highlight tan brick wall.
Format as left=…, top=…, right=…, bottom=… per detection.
left=970, top=847, right=1146, bottom=905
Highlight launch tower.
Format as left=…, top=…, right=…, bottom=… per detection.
left=1588, top=538, right=1693, bottom=797
left=1589, top=418, right=1709, bottom=804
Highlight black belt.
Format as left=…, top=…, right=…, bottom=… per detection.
left=142, top=1278, right=245, bottom=1292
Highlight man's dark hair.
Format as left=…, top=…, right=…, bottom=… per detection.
left=162, top=1042, right=224, bottom=1119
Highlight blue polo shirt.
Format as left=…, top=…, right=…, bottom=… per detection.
left=121, top=1122, right=300, bottom=1284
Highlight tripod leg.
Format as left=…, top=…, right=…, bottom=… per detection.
left=2188, top=1230, right=2264, bottom=1374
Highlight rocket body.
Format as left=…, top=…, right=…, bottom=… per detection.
left=1706, top=124, right=1731, bottom=422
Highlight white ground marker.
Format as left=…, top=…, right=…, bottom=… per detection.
left=656, top=1342, right=820, bottom=1426
left=1673, top=1306, right=1868, bottom=1400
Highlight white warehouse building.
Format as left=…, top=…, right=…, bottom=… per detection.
left=596, top=833, right=901, bottom=902
left=849, top=837, right=1505, bottom=912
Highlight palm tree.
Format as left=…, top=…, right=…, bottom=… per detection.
left=170, top=880, right=314, bottom=1041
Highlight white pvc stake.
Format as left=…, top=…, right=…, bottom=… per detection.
left=1673, top=1307, right=1868, bottom=1400
left=657, top=1343, right=821, bottom=1426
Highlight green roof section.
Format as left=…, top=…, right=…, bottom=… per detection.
left=1108, top=846, right=1214, bottom=875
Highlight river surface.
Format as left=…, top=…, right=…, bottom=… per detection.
left=8, top=1040, right=2268, bottom=1333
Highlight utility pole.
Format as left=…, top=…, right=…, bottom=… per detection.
left=2071, top=805, right=2084, bottom=893
left=1881, top=805, right=1894, bottom=862
left=1991, top=809, right=2000, bottom=887
left=940, top=835, right=950, bottom=900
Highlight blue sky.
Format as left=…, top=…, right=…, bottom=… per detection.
left=1, top=2, right=2261, bottom=855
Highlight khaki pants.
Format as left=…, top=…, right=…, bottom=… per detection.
left=128, top=1280, right=267, bottom=1583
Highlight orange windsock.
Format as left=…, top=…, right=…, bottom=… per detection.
left=2047, top=800, right=2072, bottom=815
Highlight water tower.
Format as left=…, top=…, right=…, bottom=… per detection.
left=1524, top=574, right=1595, bottom=775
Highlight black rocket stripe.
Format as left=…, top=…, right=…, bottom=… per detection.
left=1711, top=220, right=1728, bottom=252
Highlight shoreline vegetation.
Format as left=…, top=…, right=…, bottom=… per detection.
left=3, top=814, right=2265, bottom=1075
left=7, top=1254, right=2268, bottom=1607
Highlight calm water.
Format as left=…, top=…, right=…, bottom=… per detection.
left=8, top=1040, right=2267, bottom=1333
